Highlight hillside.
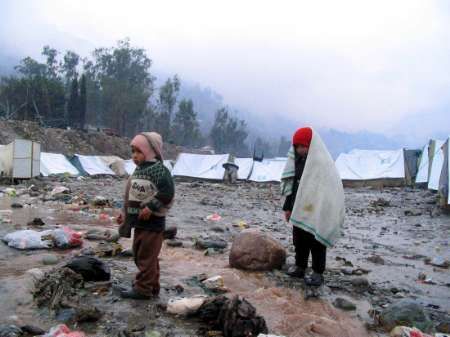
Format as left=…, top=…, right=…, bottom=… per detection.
left=0, top=120, right=179, bottom=159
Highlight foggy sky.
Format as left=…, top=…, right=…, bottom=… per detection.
left=1, top=0, right=450, bottom=137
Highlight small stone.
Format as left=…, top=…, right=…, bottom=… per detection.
left=210, top=226, right=225, bottom=233
left=20, top=325, right=46, bottom=335
left=418, top=272, right=427, bottom=281
left=195, top=238, right=227, bottom=250
left=92, top=196, right=109, bottom=207
left=367, top=255, right=385, bottom=265
left=351, top=277, right=370, bottom=288
left=166, top=240, right=183, bottom=248
left=42, top=254, right=59, bottom=265
left=80, top=247, right=96, bottom=256
left=163, top=226, right=178, bottom=240
left=27, top=218, right=45, bottom=227
left=119, top=249, right=134, bottom=257
left=333, top=297, right=357, bottom=311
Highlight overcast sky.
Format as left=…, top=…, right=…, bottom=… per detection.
left=1, top=0, right=450, bottom=135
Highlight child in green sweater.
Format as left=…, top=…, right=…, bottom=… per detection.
left=117, top=132, right=175, bottom=299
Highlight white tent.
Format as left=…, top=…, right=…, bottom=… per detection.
left=415, top=144, right=429, bottom=184
left=249, top=158, right=287, bottom=182
left=172, top=153, right=229, bottom=180
left=121, top=159, right=173, bottom=176
left=71, top=154, right=116, bottom=176
left=40, top=152, right=79, bottom=176
left=428, top=140, right=445, bottom=191
left=438, top=138, right=449, bottom=205
left=335, top=149, right=405, bottom=181
left=163, top=160, right=174, bottom=172
left=235, top=158, right=254, bottom=180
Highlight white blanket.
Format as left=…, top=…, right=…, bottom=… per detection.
left=281, top=129, right=345, bottom=247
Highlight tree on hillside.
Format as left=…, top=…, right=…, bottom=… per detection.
left=210, top=107, right=249, bottom=156
left=89, top=38, right=154, bottom=136
left=79, top=74, right=87, bottom=130
left=277, top=136, right=291, bottom=156
left=42, top=46, right=59, bottom=80
left=157, top=75, right=180, bottom=140
left=171, top=99, right=200, bottom=146
left=67, top=77, right=79, bottom=128
left=61, top=51, right=80, bottom=82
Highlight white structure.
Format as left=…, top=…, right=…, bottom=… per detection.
left=71, top=154, right=116, bottom=176
left=335, top=149, right=405, bottom=181
left=428, top=140, right=445, bottom=191
left=0, top=139, right=40, bottom=178
left=249, top=158, right=287, bottom=182
left=40, top=152, right=79, bottom=176
left=439, top=138, right=449, bottom=205
left=172, top=153, right=230, bottom=180
left=119, top=159, right=173, bottom=176
left=415, top=144, right=429, bottom=184
left=235, top=158, right=254, bottom=180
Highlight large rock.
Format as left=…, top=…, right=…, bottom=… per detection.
left=379, top=299, right=433, bottom=333
left=229, top=230, right=286, bottom=271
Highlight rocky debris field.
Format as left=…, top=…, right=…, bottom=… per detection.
left=0, top=176, right=449, bottom=337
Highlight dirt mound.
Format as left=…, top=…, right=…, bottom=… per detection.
left=0, top=120, right=179, bottom=159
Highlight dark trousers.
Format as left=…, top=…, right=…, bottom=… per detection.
left=133, top=229, right=164, bottom=296
left=292, top=226, right=327, bottom=274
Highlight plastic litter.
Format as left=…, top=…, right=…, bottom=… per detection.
left=167, top=296, right=207, bottom=315
left=3, top=227, right=82, bottom=250
left=43, top=324, right=86, bottom=337
left=390, top=326, right=434, bottom=337
left=51, top=186, right=70, bottom=196
left=5, top=188, right=17, bottom=197
left=206, top=214, right=222, bottom=222
left=99, top=213, right=111, bottom=222
left=202, top=276, right=225, bottom=291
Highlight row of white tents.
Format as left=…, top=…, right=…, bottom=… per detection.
left=1, top=138, right=449, bottom=205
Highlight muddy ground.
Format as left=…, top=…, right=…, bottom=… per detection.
left=0, top=177, right=449, bottom=337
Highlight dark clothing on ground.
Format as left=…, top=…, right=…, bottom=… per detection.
left=282, top=152, right=327, bottom=274
left=292, top=226, right=326, bottom=274
left=133, top=228, right=164, bottom=296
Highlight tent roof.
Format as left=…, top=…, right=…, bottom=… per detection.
left=428, top=140, right=445, bottom=190
left=172, top=153, right=229, bottom=180
left=415, top=144, right=429, bottom=184
left=335, top=149, right=405, bottom=180
left=40, top=152, right=79, bottom=176
left=249, top=158, right=287, bottom=182
left=235, top=158, right=254, bottom=180
left=72, top=154, right=116, bottom=176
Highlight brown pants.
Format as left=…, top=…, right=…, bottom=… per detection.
left=133, top=229, right=164, bottom=296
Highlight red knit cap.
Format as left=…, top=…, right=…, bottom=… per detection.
left=292, top=127, right=313, bottom=147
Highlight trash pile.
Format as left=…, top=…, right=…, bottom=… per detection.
left=31, top=256, right=109, bottom=326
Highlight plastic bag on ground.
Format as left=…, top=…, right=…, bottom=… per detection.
left=51, top=227, right=83, bottom=248
left=43, top=324, right=85, bottom=337
left=3, top=228, right=83, bottom=250
left=167, top=296, right=207, bottom=315
left=3, top=230, right=53, bottom=249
